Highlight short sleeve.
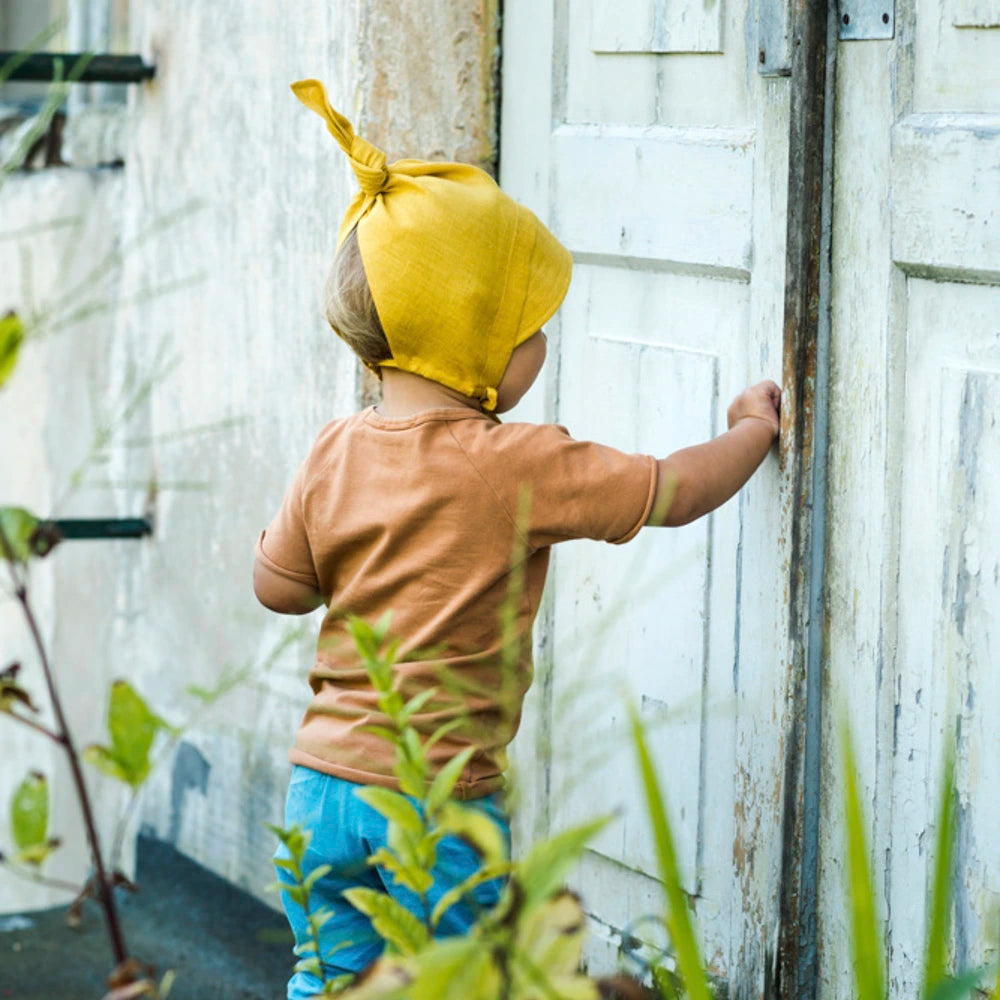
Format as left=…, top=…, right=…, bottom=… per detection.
left=254, top=460, right=320, bottom=587
left=481, top=423, right=658, bottom=549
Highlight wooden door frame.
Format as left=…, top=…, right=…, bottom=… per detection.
left=775, top=0, right=838, bottom=997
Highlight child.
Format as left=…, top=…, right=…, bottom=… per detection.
left=255, top=78, right=781, bottom=999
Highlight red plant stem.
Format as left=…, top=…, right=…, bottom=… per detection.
left=13, top=577, right=128, bottom=965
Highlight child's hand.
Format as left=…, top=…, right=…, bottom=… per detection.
left=727, top=380, right=781, bottom=437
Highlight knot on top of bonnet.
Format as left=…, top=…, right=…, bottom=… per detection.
left=291, top=79, right=390, bottom=196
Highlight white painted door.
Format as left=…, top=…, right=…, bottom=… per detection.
left=502, top=1, right=793, bottom=992
left=825, top=5, right=1000, bottom=998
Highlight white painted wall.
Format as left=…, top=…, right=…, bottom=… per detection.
left=0, top=168, right=134, bottom=912
left=2, top=0, right=498, bottom=916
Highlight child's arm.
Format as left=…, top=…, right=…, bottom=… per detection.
left=253, top=559, right=325, bottom=615
left=649, top=380, right=781, bottom=527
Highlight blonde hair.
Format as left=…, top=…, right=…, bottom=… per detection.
left=324, top=227, right=392, bottom=371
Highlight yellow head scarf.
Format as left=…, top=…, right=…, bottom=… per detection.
left=292, top=79, right=572, bottom=410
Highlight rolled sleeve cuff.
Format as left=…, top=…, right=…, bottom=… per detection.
left=254, top=529, right=320, bottom=586
left=608, top=455, right=658, bottom=545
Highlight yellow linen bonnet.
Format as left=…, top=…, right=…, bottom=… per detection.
left=291, top=79, right=572, bottom=411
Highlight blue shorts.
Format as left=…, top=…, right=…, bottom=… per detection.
left=274, top=764, right=510, bottom=1000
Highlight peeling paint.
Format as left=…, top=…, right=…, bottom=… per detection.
left=168, top=740, right=211, bottom=845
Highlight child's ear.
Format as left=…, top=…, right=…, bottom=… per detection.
left=495, top=331, right=547, bottom=413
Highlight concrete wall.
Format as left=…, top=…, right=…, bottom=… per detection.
left=0, top=168, right=132, bottom=912
left=1, top=0, right=498, bottom=913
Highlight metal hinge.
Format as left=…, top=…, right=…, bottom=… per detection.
left=838, top=0, right=895, bottom=39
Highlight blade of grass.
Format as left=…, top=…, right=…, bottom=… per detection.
left=922, top=739, right=957, bottom=998
left=1, top=52, right=94, bottom=181
left=628, top=703, right=711, bottom=1000
left=841, top=717, right=886, bottom=1000
left=0, top=20, right=65, bottom=86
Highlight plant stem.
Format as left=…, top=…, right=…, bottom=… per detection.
left=6, top=561, right=128, bottom=965
left=6, top=709, right=63, bottom=744
left=3, top=859, right=83, bottom=894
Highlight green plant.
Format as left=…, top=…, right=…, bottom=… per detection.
left=840, top=717, right=996, bottom=1000
left=628, top=705, right=711, bottom=1000
left=271, top=613, right=613, bottom=1000
left=269, top=822, right=356, bottom=996
left=0, top=44, right=253, bottom=995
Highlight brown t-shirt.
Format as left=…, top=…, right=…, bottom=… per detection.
left=255, top=406, right=657, bottom=798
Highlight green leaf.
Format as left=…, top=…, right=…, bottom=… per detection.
left=436, top=801, right=508, bottom=867
left=295, top=955, right=323, bottom=977
left=0, top=312, right=24, bottom=390
left=515, top=814, right=611, bottom=911
left=925, top=970, right=989, bottom=1000
left=0, top=507, right=40, bottom=563
left=358, top=725, right=401, bottom=746
left=629, top=704, right=711, bottom=1000
left=430, top=861, right=511, bottom=928
left=410, top=937, right=498, bottom=1000
left=923, top=740, right=957, bottom=999
left=652, top=964, right=686, bottom=1000
left=513, top=890, right=593, bottom=988
left=398, top=688, right=439, bottom=726
left=303, top=863, right=333, bottom=893
left=82, top=744, right=132, bottom=783
left=396, top=755, right=427, bottom=800
left=342, top=887, right=430, bottom=955
left=10, top=771, right=48, bottom=864
left=285, top=884, right=308, bottom=907
left=381, top=690, right=405, bottom=721
left=159, top=968, right=177, bottom=1000
left=267, top=822, right=312, bottom=862
left=0, top=664, right=38, bottom=714
left=372, top=611, right=393, bottom=646
left=355, top=787, right=425, bottom=837
left=424, top=719, right=465, bottom=752
left=323, top=973, right=355, bottom=994
left=369, top=846, right=434, bottom=897
left=841, top=717, right=887, bottom=1000
left=426, top=747, right=476, bottom=815
left=85, top=680, right=174, bottom=787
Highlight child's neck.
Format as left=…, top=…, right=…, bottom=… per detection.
left=376, top=368, right=483, bottom=419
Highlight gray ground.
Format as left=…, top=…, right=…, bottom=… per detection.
left=0, top=835, right=293, bottom=1000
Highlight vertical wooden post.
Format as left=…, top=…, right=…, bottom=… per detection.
left=776, top=0, right=837, bottom=995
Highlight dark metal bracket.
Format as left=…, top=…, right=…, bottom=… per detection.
left=48, top=518, right=153, bottom=541
left=0, top=53, right=155, bottom=84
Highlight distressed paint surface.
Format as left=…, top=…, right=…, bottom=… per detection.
left=0, top=170, right=135, bottom=912
left=1, top=0, right=500, bottom=916
left=590, top=0, right=724, bottom=54
left=565, top=0, right=753, bottom=127
left=825, top=0, right=1000, bottom=995
left=502, top=1, right=792, bottom=993
left=952, top=0, right=1000, bottom=26
left=914, top=0, right=1000, bottom=111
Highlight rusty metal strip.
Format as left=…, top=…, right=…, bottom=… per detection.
left=776, top=0, right=837, bottom=996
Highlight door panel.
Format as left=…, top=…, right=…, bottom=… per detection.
left=503, top=0, right=791, bottom=990
left=827, top=2, right=1000, bottom=994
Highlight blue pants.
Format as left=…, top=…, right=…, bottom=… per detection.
left=274, top=765, right=510, bottom=1000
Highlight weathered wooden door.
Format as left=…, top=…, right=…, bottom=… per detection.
left=823, top=4, right=1000, bottom=997
left=501, top=1, right=795, bottom=993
